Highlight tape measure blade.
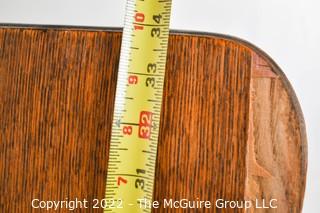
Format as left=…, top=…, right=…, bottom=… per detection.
left=105, top=0, right=172, bottom=212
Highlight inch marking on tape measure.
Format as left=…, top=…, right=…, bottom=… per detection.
left=105, top=0, right=172, bottom=212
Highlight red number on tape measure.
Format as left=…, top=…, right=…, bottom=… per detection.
left=138, top=111, right=152, bottom=139
left=134, top=12, right=145, bottom=31
left=117, top=177, right=127, bottom=186
left=123, top=126, right=132, bottom=135
left=128, top=75, right=138, bottom=84
left=134, top=25, right=144, bottom=31
left=135, top=12, right=145, bottom=22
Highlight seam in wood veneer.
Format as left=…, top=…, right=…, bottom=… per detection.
left=245, top=52, right=273, bottom=207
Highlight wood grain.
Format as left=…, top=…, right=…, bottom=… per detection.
left=245, top=53, right=307, bottom=212
left=0, top=25, right=307, bottom=212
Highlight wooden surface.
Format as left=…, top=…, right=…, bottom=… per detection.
left=0, top=26, right=307, bottom=212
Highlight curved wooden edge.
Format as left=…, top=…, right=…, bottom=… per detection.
left=230, top=34, right=308, bottom=208
left=0, top=23, right=310, bottom=125
left=173, top=33, right=307, bottom=204
left=0, top=23, right=307, bottom=210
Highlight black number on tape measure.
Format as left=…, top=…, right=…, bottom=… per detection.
left=151, top=28, right=161, bottom=37
left=146, top=77, right=156, bottom=87
left=135, top=179, right=145, bottom=189
left=136, top=169, right=146, bottom=174
left=153, top=14, right=162, bottom=24
left=147, top=63, right=157, bottom=73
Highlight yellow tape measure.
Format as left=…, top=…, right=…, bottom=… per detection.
left=105, top=0, right=172, bottom=212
